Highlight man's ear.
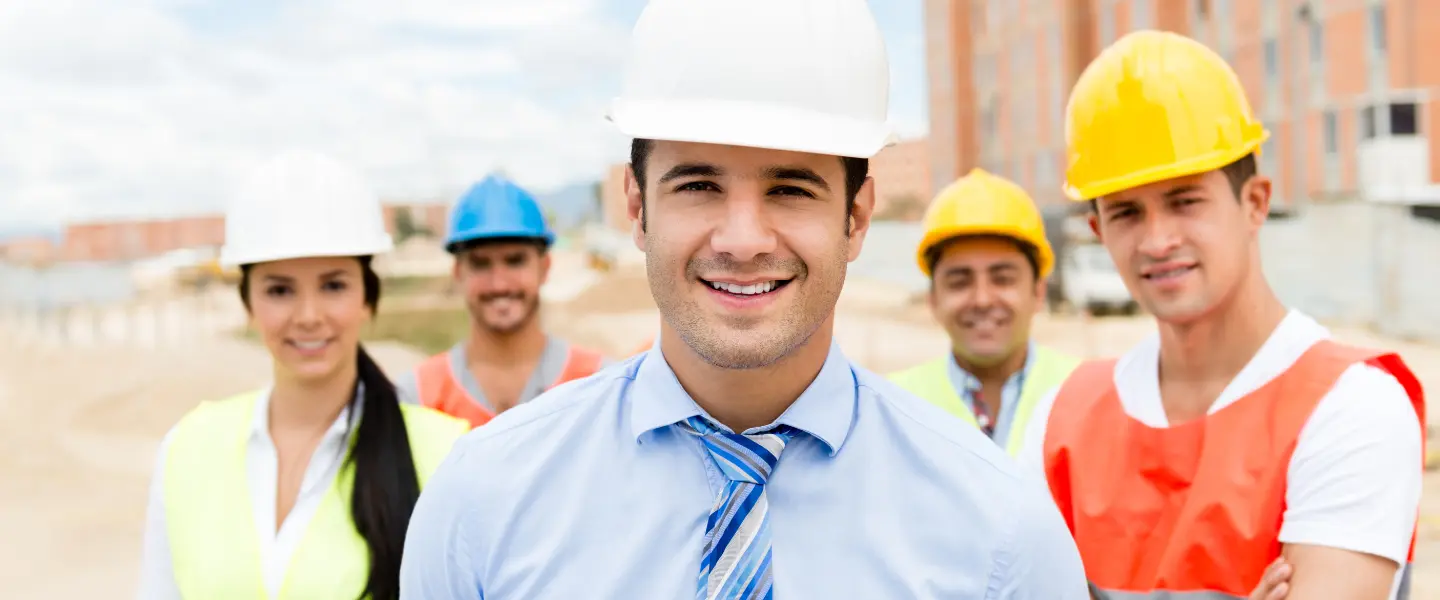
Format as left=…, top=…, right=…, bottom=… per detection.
left=1242, top=175, right=1273, bottom=231
left=846, top=177, right=877, bottom=262
left=625, top=165, right=646, bottom=252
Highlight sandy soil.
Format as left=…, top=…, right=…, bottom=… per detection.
left=4, top=256, right=1440, bottom=598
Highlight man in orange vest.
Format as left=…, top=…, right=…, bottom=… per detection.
left=1015, top=31, right=1425, bottom=600
left=395, top=174, right=610, bottom=428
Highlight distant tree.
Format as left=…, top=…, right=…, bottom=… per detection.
left=393, top=208, right=429, bottom=242
left=592, top=181, right=605, bottom=224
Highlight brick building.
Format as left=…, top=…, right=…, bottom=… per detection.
left=598, top=138, right=933, bottom=231
left=926, top=0, right=1440, bottom=210
left=0, top=235, right=59, bottom=264
left=25, top=201, right=450, bottom=264
left=60, top=215, right=226, bottom=262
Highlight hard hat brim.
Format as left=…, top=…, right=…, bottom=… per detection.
left=1063, top=131, right=1267, bottom=202
left=916, top=225, right=1055, bottom=280
left=607, top=97, right=896, bottom=159
left=218, top=235, right=395, bottom=268
left=444, top=228, right=556, bottom=253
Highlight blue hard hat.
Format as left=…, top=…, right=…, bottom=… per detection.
left=444, top=174, right=554, bottom=252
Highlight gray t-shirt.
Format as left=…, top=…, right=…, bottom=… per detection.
left=394, top=335, right=613, bottom=411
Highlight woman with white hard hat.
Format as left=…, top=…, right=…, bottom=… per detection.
left=135, top=150, right=469, bottom=600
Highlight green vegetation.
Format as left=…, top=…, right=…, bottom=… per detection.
left=379, top=275, right=451, bottom=299
left=392, top=208, right=433, bottom=242
left=365, top=306, right=470, bottom=355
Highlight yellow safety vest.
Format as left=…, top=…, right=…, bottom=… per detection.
left=162, top=390, right=469, bottom=600
left=888, top=345, right=1080, bottom=456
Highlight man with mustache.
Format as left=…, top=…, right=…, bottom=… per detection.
left=1015, top=31, right=1424, bottom=600
left=889, top=168, right=1079, bottom=457
left=395, top=174, right=610, bottom=429
left=397, top=0, right=1088, bottom=597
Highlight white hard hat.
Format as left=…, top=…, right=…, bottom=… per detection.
left=607, top=0, right=896, bottom=159
left=218, top=149, right=394, bottom=267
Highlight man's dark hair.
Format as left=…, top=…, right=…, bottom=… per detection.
left=445, top=236, right=549, bottom=257
left=1087, top=152, right=1258, bottom=213
left=628, top=138, right=868, bottom=233
left=924, top=235, right=1042, bottom=283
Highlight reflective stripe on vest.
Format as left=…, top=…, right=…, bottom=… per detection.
left=163, top=391, right=468, bottom=600
left=1042, top=341, right=1425, bottom=598
left=414, top=344, right=606, bottom=429
left=887, top=345, right=1080, bottom=455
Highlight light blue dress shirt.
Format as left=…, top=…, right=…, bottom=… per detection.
left=399, top=340, right=1088, bottom=599
left=945, top=341, right=1036, bottom=448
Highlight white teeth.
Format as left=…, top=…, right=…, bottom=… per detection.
left=1149, top=267, right=1190, bottom=279
left=293, top=340, right=327, bottom=350
left=709, top=280, right=777, bottom=295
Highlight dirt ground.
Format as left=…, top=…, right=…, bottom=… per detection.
left=5, top=254, right=1440, bottom=597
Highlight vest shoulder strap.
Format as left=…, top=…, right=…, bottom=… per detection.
left=1284, top=339, right=1427, bottom=563
left=1046, top=357, right=1118, bottom=430
left=398, top=404, right=471, bottom=486
left=1018, top=346, right=1082, bottom=413
left=1008, top=346, right=1082, bottom=456
left=414, top=352, right=459, bottom=410
left=551, top=345, right=606, bottom=388
left=887, top=357, right=976, bottom=426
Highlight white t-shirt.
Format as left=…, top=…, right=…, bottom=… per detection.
left=1016, top=310, right=1422, bottom=598
left=135, top=388, right=357, bottom=600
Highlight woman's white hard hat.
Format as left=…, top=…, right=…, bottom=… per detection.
left=606, top=0, right=897, bottom=159
left=219, top=149, right=394, bottom=267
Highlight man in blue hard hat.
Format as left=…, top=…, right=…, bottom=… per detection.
left=395, top=174, right=610, bottom=428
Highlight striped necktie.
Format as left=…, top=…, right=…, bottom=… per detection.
left=677, top=415, right=798, bottom=600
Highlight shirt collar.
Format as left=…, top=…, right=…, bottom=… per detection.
left=627, top=338, right=858, bottom=456
left=249, top=383, right=362, bottom=443
left=948, top=340, right=1037, bottom=392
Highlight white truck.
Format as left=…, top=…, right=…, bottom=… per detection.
left=1059, top=243, right=1138, bottom=316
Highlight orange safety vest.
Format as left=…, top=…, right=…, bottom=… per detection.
left=413, top=345, right=606, bottom=428
left=1043, top=340, right=1425, bottom=598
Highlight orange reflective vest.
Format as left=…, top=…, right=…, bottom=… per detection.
left=413, top=345, right=605, bottom=428
left=1043, top=340, right=1424, bottom=598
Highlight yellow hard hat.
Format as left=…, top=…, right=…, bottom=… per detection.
left=1063, top=30, right=1270, bottom=201
left=916, top=168, right=1054, bottom=279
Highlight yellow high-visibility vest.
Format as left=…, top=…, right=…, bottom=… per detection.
left=888, top=345, right=1080, bottom=456
left=162, top=390, right=469, bottom=600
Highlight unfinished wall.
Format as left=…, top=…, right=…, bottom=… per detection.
left=1260, top=200, right=1440, bottom=343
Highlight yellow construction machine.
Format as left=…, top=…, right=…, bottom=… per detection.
left=176, top=258, right=242, bottom=289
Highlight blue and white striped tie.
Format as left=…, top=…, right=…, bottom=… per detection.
left=677, top=416, right=797, bottom=600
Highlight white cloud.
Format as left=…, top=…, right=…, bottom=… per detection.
left=0, top=0, right=928, bottom=232
left=0, top=0, right=632, bottom=229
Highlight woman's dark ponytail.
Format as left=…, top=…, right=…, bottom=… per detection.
left=349, top=343, right=418, bottom=600
left=347, top=258, right=419, bottom=600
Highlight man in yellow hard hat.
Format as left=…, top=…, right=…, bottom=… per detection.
left=1014, top=30, right=1425, bottom=600
left=889, top=168, right=1079, bottom=456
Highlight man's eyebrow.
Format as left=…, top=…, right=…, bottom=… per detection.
left=762, top=166, right=830, bottom=192
left=657, top=163, right=723, bottom=184
left=1164, top=185, right=1204, bottom=198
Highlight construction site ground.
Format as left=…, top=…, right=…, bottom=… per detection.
left=6, top=251, right=1440, bottom=598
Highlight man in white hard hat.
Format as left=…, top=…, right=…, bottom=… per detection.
left=398, top=1, right=1088, bottom=598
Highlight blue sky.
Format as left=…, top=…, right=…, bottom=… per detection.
left=0, top=0, right=927, bottom=232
